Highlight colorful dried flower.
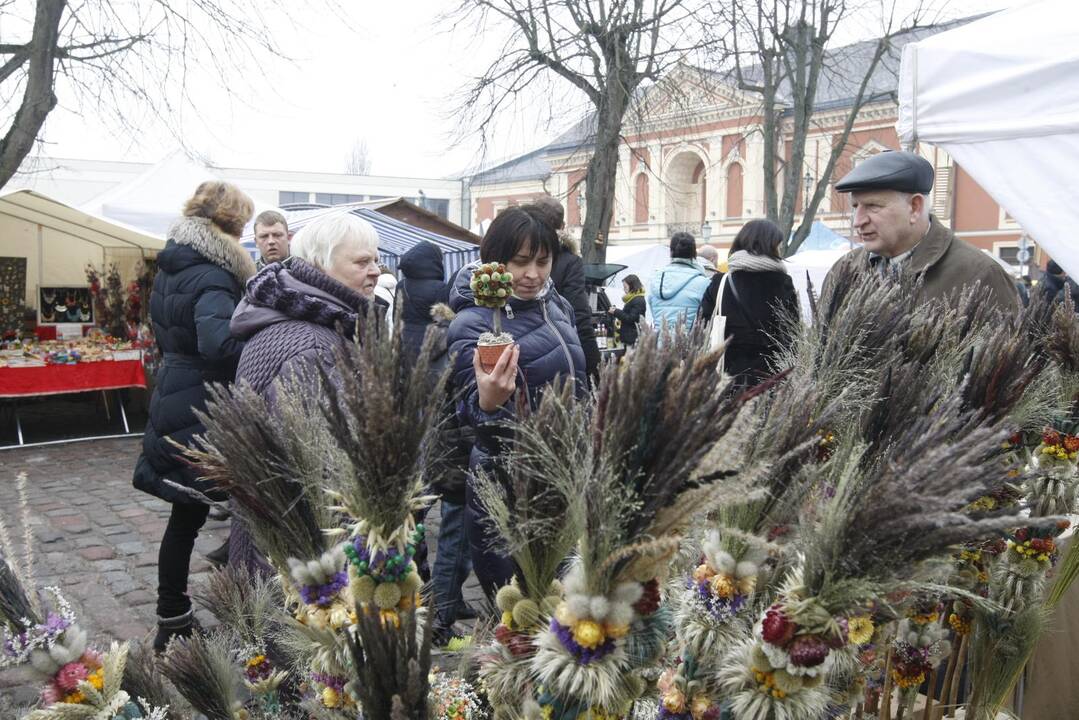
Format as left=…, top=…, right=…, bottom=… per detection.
left=847, top=615, right=875, bottom=645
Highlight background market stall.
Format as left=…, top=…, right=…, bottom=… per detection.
left=0, top=189, right=160, bottom=447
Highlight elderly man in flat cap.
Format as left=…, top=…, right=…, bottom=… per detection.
left=823, top=151, right=1018, bottom=312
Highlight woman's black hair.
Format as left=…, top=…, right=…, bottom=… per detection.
left=481, top=206, right=560, bottom=264
left=730, top=218, right=784, bottom=259
left=669, top=231, right=696, bottom=259
left=623, top=274, right=643, bottom=293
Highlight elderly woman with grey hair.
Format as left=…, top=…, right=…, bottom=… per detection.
left=227, top=212, right=381, bottom=572
left=231, top=212, right=381, bottom=394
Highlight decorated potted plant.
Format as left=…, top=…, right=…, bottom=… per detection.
left=471, top=262, right=514, bottom=372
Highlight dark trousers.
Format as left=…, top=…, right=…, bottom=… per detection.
left=466, top=477, right=514, bottom=601
left=431, top=498, right=472, bottom=625
left=156, top=502, right=209, bottom=618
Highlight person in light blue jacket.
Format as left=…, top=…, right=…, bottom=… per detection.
left=648, top=231, right=711, bottom=331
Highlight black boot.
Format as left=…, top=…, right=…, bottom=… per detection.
left=205, top=536, right=230, bottom=567
left=153, top=610, right=196, bottom=654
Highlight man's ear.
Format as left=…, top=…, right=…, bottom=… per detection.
left=910, top=193, right=927, bottom=220
left=287, top=231, right=295, bottom=241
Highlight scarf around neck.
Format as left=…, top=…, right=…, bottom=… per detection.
left=726, top=250, right=788, bottom=274
left=622, top=289, right=645, bottom=304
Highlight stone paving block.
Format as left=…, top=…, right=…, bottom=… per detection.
left=74, top=535, right=108, bottom=549
left=107, top=578, right=142, bottom=597
left=115, top=540, right=148, bottom=556
left=134, top=551, right=158, bottom=568
left=102, top=525, right=131, bottom=536
left=77, top=545, right=115, bottom=561
left=43, top=507, right=80, bottom=517
left=115, top=507, right=149, bottom=519
left=91, top=559, right=127, bottom=573
left=53, top=516, right=90, bottom=534
left=32, top=526, right=63, bottom=544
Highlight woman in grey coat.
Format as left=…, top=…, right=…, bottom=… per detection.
left=227, top=213, right=381, bottom=571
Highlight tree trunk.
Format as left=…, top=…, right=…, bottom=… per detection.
left=0, top=0, right=66, bottom=189
left=580, top=76, right=629, bottom=265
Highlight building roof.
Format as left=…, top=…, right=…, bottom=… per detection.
left=470, top=14, right=985, bottom=186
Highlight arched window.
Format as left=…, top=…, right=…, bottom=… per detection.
left=634, top=173, right=649, bottom=224
left=726, top=164, right=744, bottom=219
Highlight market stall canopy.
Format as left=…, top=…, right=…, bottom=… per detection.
left=897, top=0, right=1079, bottom=275
left=0, top=188, right=163, bottom=251
left=240, top=205, right=480, bottom=282
left=793, top=221, right=851, bottom=252
left=583, top=263, right=628, bottom=285
left=81, top=151, right=276, bottom=237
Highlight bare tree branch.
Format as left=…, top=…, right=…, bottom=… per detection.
left=448, top=0, right=712, bottom=263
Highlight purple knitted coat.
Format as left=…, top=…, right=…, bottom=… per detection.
left=231, top=258, right=367, bottom=396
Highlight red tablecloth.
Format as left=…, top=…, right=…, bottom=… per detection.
left=0, top=360, right=146, bottom=398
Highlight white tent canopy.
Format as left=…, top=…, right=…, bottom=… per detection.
left=0, top=188, right=162, bottom=307
left=1, top=188, right=163, bottom=251
left=81, top=151, right=277, bottom=238
left=897, top=0, right=1079, bottom=276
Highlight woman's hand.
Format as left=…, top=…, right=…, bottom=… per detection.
left=607, top=307, right=616, bottom=315
left=475, top=344, right=520, bottom=412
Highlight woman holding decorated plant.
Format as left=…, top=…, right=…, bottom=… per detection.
left=447, top=205, right=587, bottom=600
left=132, top=180, right=255, bottom=652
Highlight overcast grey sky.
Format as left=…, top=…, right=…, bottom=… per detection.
left=32, top=0, right=1016, bottom=179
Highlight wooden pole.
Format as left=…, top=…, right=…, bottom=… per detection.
left=922, top=669, right=938, bottom=720
left=936, top=634, right=962, bottom=720
left=880, top=647, right=895, bottom=720
left=946, top=634, right=969, bottom=718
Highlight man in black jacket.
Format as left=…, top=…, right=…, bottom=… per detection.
left=527, top=197, right=601, bottom=383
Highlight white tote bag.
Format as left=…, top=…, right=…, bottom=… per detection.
left=707, top=273, right=730, bottom=351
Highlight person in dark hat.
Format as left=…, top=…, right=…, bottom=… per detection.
left=822, top=150, right=1018, bottom=312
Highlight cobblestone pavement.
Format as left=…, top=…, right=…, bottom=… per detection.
left=0, top=436, right=482, bottom=711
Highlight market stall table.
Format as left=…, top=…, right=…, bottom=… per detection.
left=0, top=357, right=146, bottom=445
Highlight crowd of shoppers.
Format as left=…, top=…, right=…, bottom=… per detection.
left=131, top=181, right=846, bottom=651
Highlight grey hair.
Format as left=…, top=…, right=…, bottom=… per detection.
left=698, top=244, right=719, bottom=263
left=290, top=213, right=380, bottom=269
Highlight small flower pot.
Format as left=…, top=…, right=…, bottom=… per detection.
left=477, top=341, right=513, bottom=373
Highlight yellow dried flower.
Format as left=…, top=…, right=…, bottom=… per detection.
left=847, top=615, right=875, bottom=645
left=571, top=620, right=605, bottom=649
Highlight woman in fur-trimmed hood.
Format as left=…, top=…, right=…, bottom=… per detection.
left=132, top=181, right=256, bottom=652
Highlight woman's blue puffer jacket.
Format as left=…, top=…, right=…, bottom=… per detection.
left=446, top=262, right=587, bottom=470
left=648, top=258, right=710, bottom=331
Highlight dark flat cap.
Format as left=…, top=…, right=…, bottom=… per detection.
left=835, top=150, right=934, bottom=194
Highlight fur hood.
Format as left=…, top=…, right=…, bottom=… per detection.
left=430, top=303, right=455, bottom=323
left=558, top=230, right=580, bottom=257
left=168, top=216, right=257, bottom=285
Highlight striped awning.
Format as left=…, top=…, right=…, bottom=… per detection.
left=240, top=205, right=479, bottom=282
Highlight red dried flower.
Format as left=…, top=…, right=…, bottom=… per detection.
left=1064, top=435, right=1079, bottom=453
left=788, top=635, right=830, bottom=667
left=761, top=605, right=796, bottom=647
left=1043, top=429, right=1062, bottom=447
left=633, top=579, right=661, bottom=616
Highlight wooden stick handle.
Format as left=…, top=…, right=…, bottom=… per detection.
left=946, top=633, right=969, bottom=718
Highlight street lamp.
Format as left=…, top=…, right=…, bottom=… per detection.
left=701, top=220, right=712, bottom=241
left=803, top=171, right=814, bottom=209
left=576, top=190, right=585, bottom=226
